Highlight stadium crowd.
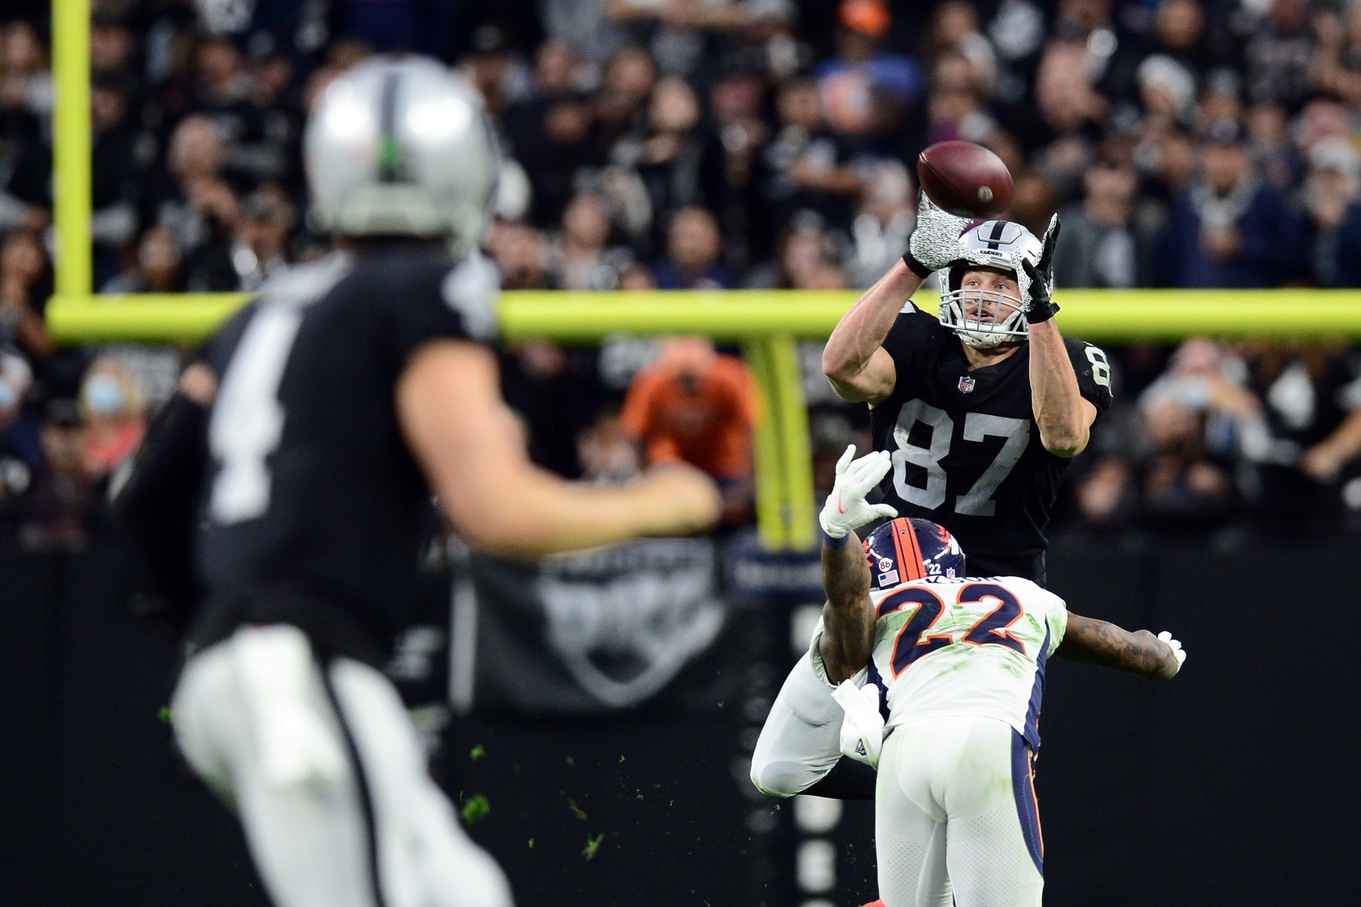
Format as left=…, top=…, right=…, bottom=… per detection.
left=4, top=0, right=1361, bottom=549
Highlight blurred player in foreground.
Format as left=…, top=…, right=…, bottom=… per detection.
left=752, top=447, right=1185, bottom=905
left=114, top=57, right=720, bottom=907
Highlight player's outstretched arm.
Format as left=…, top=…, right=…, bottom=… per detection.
left=1021, top=216, right=1097, bottom=457
left=817, top=446, right=897, bottom=683
left=822, top=192, right=970, bottom=406
left=1056, top=613, right=1186, bottom=682
left=397, top=339, right=722, bottom=557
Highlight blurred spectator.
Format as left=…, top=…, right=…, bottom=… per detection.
left=78, top=357, right=147, bottom=479
left=0, top=228, right=53, bottom=367
left=185, top=32, right=291, bottom=189
left=1134, top=394, right=1239, bottom=533
left=629, top=76, right=709, bottom=245
left=816, top=0, right=925, bottom=152
left=815, top=0, right=923, bottom=152
left=144, top=115, right=241, bottom=288
left=226, top=187, right=295, bottom=290
left=619, top=335, right=756, bottom=523
left=1299, top=137, right=1361, bottom=288
left=576, top=410, right=641, bottom=483
left=1053, top=162, right=1163, bottom=289
left=927, top=0, right=997, bottom=99
left=1238, top=341, right=1361, bottom=535
left=1005, top=166, right=1058, bottom=237
left=0, top=346, right=40, bottom=529
left=846, top=158, right=914, bottom=288
left=488, top=220, right=554, bottom=290
left=654, top=206, right=733, bottom=288
left=501, top=38, right=599, bottom=228
left=457, top=24, right=533, bottom=118
left=760, top=76, right=862, bottom=235
left=90, top=77, right=141, bottom=286
left=103, top=226, right=186, bottom=294
left=1160, top=117, right=1305, bottom=287
left=1245, top=99, right=1296, bottom=191
left=549, top=191, right=634, bottom=290
left=604, top=0, right=788, bottom=80
left=924, top=47, right=998, bottom=147
left=1014, top=37, right=1107, bottom=164
left=747, top=211, right=842, bottom=289
left=698, top=64, right=770, bottom=268
left=1, top=21, right=53, bottom=128
left=16, top=400, right=108, bottom=551
left=1237, top=0, right=1318, bottom=110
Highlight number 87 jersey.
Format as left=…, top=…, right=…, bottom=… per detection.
left=863, top=518, right=1069, bottom=754
left=871, top=307, right=1113, bottom=585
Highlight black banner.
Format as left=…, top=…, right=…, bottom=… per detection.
left=454, top=537, right=730, bottom=717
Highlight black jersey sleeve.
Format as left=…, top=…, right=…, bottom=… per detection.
left=388, top=252, right=501, bottom=363
left=878, top=304, right=939, bottom=400
left=1065, top=337, right=1115, bottom=414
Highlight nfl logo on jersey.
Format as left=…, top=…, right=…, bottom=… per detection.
left=958, top=376, right=976, bottom=393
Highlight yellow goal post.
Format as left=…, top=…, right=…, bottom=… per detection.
left=46, top=0, right=1361, bottom=550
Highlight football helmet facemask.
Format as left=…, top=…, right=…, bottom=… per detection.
left=863, top=517, right=966, bottom=588
left=939, top=220, right=1042, bottom=350
left=304, top=56, right=500, bottom=257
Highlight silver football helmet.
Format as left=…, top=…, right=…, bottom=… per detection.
left=938, top=220, right=1042, bottom=350
left=304, top=56, right=500, bottom=257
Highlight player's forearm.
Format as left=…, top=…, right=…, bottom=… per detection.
left=1028, top=320, right=1089, bottom=457
left=817, top=530, right=874, bottom=684
left=458, top=468, right=713, bottom=556
left=822, top=261, right=920, bottom=386
left=1056, top=617, right=1178, bottom=681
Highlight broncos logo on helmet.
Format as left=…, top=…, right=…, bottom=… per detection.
left=863, top=518, right=967, bottom=589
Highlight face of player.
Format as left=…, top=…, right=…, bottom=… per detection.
left=958, top=267, right=1021, bottom=324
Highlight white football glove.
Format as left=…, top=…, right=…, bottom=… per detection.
left=1158, top=631, right=1187, bottom=675
left=819, top=445, right=898, bottom=539
left=903, top=190, right=976, bottom=277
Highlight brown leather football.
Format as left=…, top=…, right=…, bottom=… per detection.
left=916, top=141, right=1014, bottom=218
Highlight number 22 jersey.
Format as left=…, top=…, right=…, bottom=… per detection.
left=870, top=306, right=1114, bottom=585
left=866, top=568, right=1068, bottom=753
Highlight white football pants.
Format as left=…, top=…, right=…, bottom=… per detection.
left=171, top=624, right=513, bottom=907
left=876, top=716, right=1044, bottom=907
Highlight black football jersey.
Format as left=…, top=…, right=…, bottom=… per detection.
left=191, top=245, right=500, bottom=665
left=870, top=306, right=1113, bottom=585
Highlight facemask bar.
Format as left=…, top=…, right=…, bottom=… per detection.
left=939, top=286, right=1028, bottom=349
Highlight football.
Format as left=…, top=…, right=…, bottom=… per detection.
left=916, top=141, right=1014, bottom=218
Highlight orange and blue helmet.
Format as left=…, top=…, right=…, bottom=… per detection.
left=863, top=517, right=966, bottom=589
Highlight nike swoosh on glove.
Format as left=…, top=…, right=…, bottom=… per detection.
left=819, top=445, right=898, bottom=539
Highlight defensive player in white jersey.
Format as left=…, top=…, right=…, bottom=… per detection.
left=752, top=447, right=1185, bottom=906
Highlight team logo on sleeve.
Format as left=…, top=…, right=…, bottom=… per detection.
left=957, top=376, right=976, bottom=393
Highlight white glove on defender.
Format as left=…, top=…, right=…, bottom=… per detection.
left=819, top=445, right=898, bottom=539
left=906, top=191, right=976, bottom=275
left=1158, top=631, right=1187, bottom=675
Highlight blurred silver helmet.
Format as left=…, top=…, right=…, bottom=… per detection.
left=938, top=220, right=1042, bottom=350
left=304, top=56, right=500, bottom=256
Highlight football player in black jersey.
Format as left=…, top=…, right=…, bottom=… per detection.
left=824, top=201, right=1113, bottom=584
left=752, top=197, right=1113, bottom=802
left=114, top=58, right=720, bottom=907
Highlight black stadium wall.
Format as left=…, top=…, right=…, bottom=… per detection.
left=1, top=537, right=1357, bottom=907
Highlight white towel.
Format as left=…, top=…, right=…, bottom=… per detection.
left=232, top=625, right=347, bottom=788
left=831, top=680, right=885, bottom=770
